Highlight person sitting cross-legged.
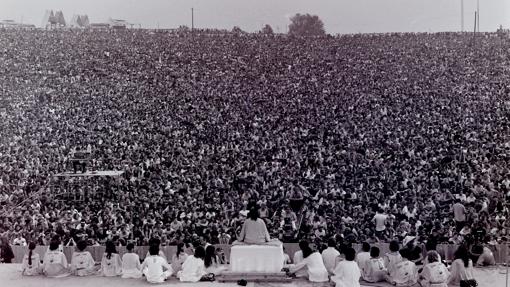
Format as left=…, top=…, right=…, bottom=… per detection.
left=362, top=246, right=387, bottom=283
left=385, top=248, right=418, bottom=287
left=420, top=251, right=449, bottom=287
left=121, top=243, right=142, bottom=279
left=21, top=242, right=42, bottom=276
left=331, top=247, right=361, bottom=287
left=141, top=244, right=173, bottom=283
left=70, top=240, right=97, bottom=276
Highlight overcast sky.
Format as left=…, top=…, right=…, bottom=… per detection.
left=1, top=0, right=509, bottom=33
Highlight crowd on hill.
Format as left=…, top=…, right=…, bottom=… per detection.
left=0, top=29, right=509, bottom=251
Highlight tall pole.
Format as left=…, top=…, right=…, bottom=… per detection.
left=460, top=0, right=464, bottom=32
left=477, top=0, right=480, bottom=32
left=191, top=8, right=194, bottom=32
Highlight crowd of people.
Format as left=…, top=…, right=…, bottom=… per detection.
left=0, top=29, right=509, bottom=251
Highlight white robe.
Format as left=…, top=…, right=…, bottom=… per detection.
left=331, top=260, right=361, bottom=287
left=387, top=259, right=418, bottom=286
left=42, top=250, right=70, bottom=278
left=289, top=252, right=329, bottom=282
left=70, top=251, right=97, bottom=276
left=178, top=256, right=206, bottom=282
left=21, top=253, right=42, bottom=276
left=99, top=253, right=122, bottom=277
left=362, top=258, right=387, bottom=283
left=141, top=255, right=173, bottom=283
left=321, top=247, right=340, bottom=275
left=420, top=262, right=450, bottom=287
left=293, top=250, right=308, bottom=277
left=121, top=253, right=142, bottom=279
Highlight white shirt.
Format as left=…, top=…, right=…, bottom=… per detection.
left=373, top=213, right=387, bottom=231
left=122, top=253, right=142, bottom=278
left=355, top=251, right=370, bottom=269
left=70, top=251, right=95, bottom=276
left=321, top=247, right=340, bottom=274
left=21, top=252, right=41, bottom=276
left=332, top=260, right=361, bottom=287
left=178, top=256, right=206, bottom=282
left=290, top=252, right=329, bottom=282
left=362, top=258, right=387, bottom=283
left=42, top=250, right=69, bottom=277
left=100, top=253, right=122, bottom=277
left=141, top=255, right=172, bottom=283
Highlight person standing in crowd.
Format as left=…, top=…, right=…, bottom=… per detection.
left=420, top=251, right=449, bottom=287
left=121, top=243, right=142, bottom=279
left=99, top=241, right=122, bottom=277
left=141, top=244, right=173, bottom=283
left=331, top=247, right=361, bottom=287
left=70, top=240, right=97, bottom=276
left=178, top=246, right=207, bottom=282
left=321, top=238, right=341, bottom=275
left=447, top=246, right=476, bottom=286
left=287, top=240, right=329, bottom=282
left=21, top=242, right=41, bottom=276
left=42, top=239, right=70, bottom=278
left=13, top=232, right=27, bottom=246
left=0, top=236, right=14, bottom=263
left=372, top=209, right=388, bottom=240
left=362, top=247, right=387, bottom=283
left=355, top=242, right=371, bottom=269
left=452, top=199, right=467, bottom=233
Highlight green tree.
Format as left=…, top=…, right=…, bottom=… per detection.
left=288, top=13, right=325, bottom=36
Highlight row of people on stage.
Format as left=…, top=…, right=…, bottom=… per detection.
left=20, top=238, right=224, bottom=283
left=285, top=239, right=480, bottom=287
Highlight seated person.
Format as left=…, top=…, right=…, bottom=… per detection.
left=385, top=248, right=418, bottom=287
left=384, top=240, right=403, bottom=274
left=293, top=243, right=309, bottom=278
left=145, top=237, right=167, bottom=261
left=121, top=243, right=142, bottom=279
left=141, top=245, right=173, bottom=283
left=42, top=239, right=70, bottom=278
left=447, top=246, right=475, bottom=286
left=21, top=242, right=42, bottom=276
left=331, top=247, right=361, bottom=287
left=171, top=242, right=190, bottom=275
left=322, top=238, right=341, bottom=275
left=471, top=242, right=496, bottom=266
left=178, top=246, right=207, bottom=282
left=361, top=247, right=387, bottom=283
left=204, top=246, right=227, bottom=275
left=288, top=240, right=329, bottom=282
left=70, top=240, right=97, bottom=276
left=355, top=242, right=371, bottom=269
left=420, top=251, right=449, bottom=287
left=99, top=241, right=122, bottom=277
left=235, top=208, right=279, bottom=245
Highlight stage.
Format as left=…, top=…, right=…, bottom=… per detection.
left=0, top=264, right=507, bottom=287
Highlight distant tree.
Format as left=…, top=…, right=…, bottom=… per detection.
left=232, top=26, right=245, bottom=34
left=261, top=24, right=274, bottom=35
left=288, top=13, right=325, bottom=37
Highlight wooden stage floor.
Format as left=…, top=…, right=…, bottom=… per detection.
left=0, top=264, right=507, bottom=287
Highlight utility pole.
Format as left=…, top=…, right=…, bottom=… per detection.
left=191, top=8, right=194, bottom=32
left=461, top=0, right=464, bottom=32
left=477, top=0, right=480, bottom=32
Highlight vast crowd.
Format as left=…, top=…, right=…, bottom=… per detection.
left=0, top=29, right=509, bottom=249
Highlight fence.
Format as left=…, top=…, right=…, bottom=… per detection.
left=8, top=243, right=509, bottom=264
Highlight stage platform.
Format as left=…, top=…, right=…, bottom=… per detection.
left=54, top=170, right=124, bottom=177
left=0, top=264, right=507, bottom=287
